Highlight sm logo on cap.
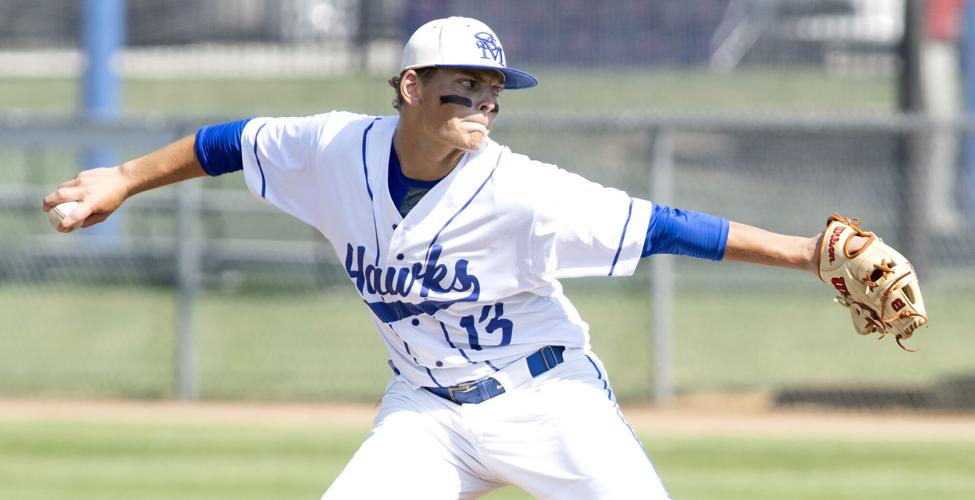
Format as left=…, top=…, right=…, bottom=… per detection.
left=475, top=32, right=504, bottom=65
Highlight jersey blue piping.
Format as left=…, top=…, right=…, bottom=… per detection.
left=424, top=152, right=504, bottom=262
left=585, top=354, right=657, bottom=466
left=377, top=328, right=421, bottom=381
left=425, top=367, right=443, bottom=387
left=385, top=322, right=426, bottom=376
left=252, top=123, right=268, bottom=198
left=608, top=198, right=634, bottom=276
left=585, top=354, right=614, bottom=401
left=485, top=360, right=500, bottom=372
left=360, top=119, right=378, bottom=201
left=439, top=321, right=458, bottom=348
left=440, top=321, right=475, bottom=364
left=360, top=118, right=382, bottom=266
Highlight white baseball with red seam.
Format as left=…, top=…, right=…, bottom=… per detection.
left=47, top=201, right=82, bottom=232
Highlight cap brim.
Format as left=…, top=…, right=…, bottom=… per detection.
left=432, top=64, right=538, bottom=89
left=498, top=67, right=538, bottom=89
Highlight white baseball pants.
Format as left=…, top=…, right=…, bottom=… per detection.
left=321, top=350, right=671, bottom=499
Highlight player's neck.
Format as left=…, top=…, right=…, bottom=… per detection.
left=393, top=125, right=466, bottom=182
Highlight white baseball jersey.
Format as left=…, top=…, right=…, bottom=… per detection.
left=239, top=112, right=652, bottom=390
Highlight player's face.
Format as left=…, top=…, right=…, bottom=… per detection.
left=415, top=68, right=503, bottom=151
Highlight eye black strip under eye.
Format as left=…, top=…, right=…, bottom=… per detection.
left=439, top=95, right=474, bottom=108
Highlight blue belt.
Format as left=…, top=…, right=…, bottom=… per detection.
left=425, top=346, right=566, bottom=405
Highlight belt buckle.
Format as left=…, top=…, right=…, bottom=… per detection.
left=447, top=382, right=478, bottom=402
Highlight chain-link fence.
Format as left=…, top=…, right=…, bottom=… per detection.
left=2, top=113, right=973, bottom=408
left=1, top=0, right=973, bottom=409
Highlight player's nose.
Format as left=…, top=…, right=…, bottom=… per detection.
left=476, top=91, right=499, bottom=114
left=477, top=98, right=498, bottom=114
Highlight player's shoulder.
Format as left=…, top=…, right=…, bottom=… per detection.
left=486, top=143, right=566, bottom=209
left=489, top=143, right=611, bottom=218
left=249, top=110, right=376, bottom=134
left=317, top=110, right=381, bottom=130
left=245, top=111, right=386, bottom=149
left=491, top=145, right=562, bottom=186
left=313, top=111, right=388, bottom=143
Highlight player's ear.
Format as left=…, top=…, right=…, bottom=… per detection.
left=400, top=69, right=423, bottom=107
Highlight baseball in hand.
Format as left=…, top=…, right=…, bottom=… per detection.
left=47, top=201, right=82, bottom=232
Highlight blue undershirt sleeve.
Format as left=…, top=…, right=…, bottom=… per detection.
left=642, top=204, right=729, bottom=261
left=194, top=118, right=254, bottom=176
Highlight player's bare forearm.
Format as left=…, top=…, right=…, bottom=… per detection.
left=723, top=221, right=822, bottom=275
left=43, top=135, right=207, bottom=231
left=723, top=221, right=871, bottom=276
left=119, top=134, right=207, bottom=196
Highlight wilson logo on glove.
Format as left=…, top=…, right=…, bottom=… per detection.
left=827, top=225, right=844, bottom=264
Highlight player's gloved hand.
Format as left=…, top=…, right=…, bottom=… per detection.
left=818, top=214, right=928, bottom=351
left=42, top=166, right=129, bottom=232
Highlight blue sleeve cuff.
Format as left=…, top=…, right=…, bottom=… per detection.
left=194, top=118, right=254, bottom=176
left=642, top=205, right=729, bottom=261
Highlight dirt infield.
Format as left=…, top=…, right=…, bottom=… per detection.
left=2, top=393, right=974, bottom=440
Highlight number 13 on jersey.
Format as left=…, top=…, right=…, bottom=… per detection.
left=459, top=303, right=512, bottom=350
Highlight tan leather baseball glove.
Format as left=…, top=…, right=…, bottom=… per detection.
left=818, top=214, right=928, bottom=351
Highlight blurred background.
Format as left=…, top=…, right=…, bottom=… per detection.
left=0, top=0, right=972, bottom=411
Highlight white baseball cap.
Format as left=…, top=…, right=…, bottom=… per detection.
left=401, top=17, right=538, bottom=90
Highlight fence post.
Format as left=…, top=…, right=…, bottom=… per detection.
left=81, top=0, right=125, bottom=241
left=965, top=3, right=975, bottom=220
left=175, top=179, right=202, bottom=400
left=899, top=0, right=929, bottom=272
left=649, top=128, right=675, bottom=405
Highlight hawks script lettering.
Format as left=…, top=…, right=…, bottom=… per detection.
left=344, top=243, right=479, bottom=300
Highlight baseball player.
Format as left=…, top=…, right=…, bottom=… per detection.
left=44, top=16, right=926, bottom=500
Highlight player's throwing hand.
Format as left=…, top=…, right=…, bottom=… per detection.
left=42, top=166, right=128, bottom=232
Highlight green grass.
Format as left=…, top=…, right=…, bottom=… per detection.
left=672, top=289, right=972, bottom=392
left=0, top=420, right=366, bottom=500
left=0, top=68, right=894, bottom=117
left=1, top=283, right=968, bottom=402
left=653, top=436, right=975, bottom=500
left=0, top=419, right=972, bottom=500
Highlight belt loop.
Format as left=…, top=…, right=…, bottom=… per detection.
left=541, top=345, right=556, bottom=369
left=478, top=382, right=490, bottom=402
